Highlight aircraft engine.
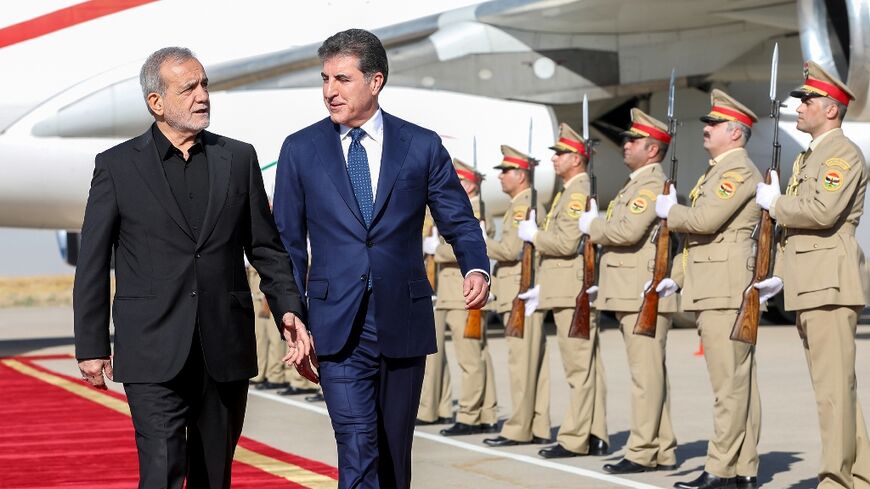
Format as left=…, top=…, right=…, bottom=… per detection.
left=798, top=0, right=870, bottom=120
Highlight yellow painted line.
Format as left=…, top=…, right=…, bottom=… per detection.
left=2, top=359, right=337, bottom=489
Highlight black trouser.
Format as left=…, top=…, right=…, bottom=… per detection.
left=124, top=331, right=248, bottom=489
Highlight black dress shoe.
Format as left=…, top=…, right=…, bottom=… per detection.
left=603, top=458, right=657, bottom=474
left=538, top=444, right=581, bottom=459
left=440, top=423, right=485, bottom=436
left=588, top=435, right=609, bottom=455
left=483, top=435, right=550, bottom=447
left=480, top=423, right=499, bottom=433
left=305, top=392, right=325, bottom=402
left=674, top=471, right=736, bottom=489
left=415, top=416, right=452, bottom=426
left=735, top=476, right=757, bottom=489
left=249, top=379, right=265, bottom=385
left=255, top=381, right=289, bottom=390
left=278, top=386, right=319, bottom=396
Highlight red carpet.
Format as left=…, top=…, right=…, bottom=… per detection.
left=0, top=355, right=337, bottom=488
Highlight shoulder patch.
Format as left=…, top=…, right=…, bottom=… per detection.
left=637, top=189, right=657, bottom=201
left=721, top=171, right=745, bottom=183
left=824, top=158, right=851, bottom=170
left=823, top=169, right=844, bottom=191
left=716, top=179, right=737, bottom=199
left=512, top=205, right=529, bottom=226
left=566, top=199, right=584, bottom=218
left=629, top=197, right=649, bottom=214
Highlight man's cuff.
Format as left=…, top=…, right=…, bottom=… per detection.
left=465, top=269, right=491, bottom=285
left=769, top=194, right=780, bottom=219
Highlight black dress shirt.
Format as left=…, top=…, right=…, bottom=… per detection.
left=152, top=124, right=209, bottom=239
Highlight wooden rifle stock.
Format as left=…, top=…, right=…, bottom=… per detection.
left=506, top=216, right=535, bottom=338
left=425, top=255, right=436, bottom=291
left=731, top=170, right=775, bottom=345
left=634, top=181, right=671, bottom=337
left=569, top=195, right=596, bottom=339
left=464, top=309, right=483, bottom=339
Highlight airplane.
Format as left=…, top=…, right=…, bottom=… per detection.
left=2, top=0, right=870, bottom=321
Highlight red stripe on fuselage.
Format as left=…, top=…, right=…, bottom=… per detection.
left=0, top=0, right=158, bottom=48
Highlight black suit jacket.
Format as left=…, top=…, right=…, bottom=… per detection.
left=73, top=128, right=303, bottom=383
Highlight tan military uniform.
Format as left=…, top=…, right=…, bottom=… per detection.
left=588, top=162, right=677, bottom=467
left=772, top=127, right=870, bottom=488
left=533, top=172, right=608, bottom=453
left=668, top=147, right=762, bottom=478
left=432, top=198, right=498, bottom=425
left=248, top=267, right=286, bottom=384
left=418, top=207, right=454, bottom=423
left=487, top=188, right=550, bottom=442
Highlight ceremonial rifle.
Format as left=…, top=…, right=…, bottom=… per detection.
left=634, top=69, right=678, bottom=337
left=506, top=119, right=537, bottom=338
left=731, top=43, right=782, bottom=345
left=465, top=136, right=485, bottom=339
left=424, top=215, right=437, bottom=291
left=569, top=94, right=596, bottom=340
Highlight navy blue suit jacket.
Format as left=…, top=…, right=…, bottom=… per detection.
left=273, top=111, right=489, bottom=358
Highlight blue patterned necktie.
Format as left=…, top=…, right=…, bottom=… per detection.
left=347, top=127, right=374, bottom=227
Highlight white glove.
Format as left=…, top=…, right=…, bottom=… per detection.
left=480, top=221, right=487, bottom=241
left=754, top=276, right=784, bottom=304
left=586, top=285, right=598, bottom=303
left=423, top=226, right=439, bottom=255
left=755, top=170, right=781, bottom=210
left=655, top=184, right=678, bottom=218
left=518, top=210, right=538, bottom=243
left=486, top=292, right=495, bottom=304
left=641, top=278, right=679, bottom=298
left=578, top=198, right=599, bottom=234
left=517, top=284, right=540, bottom=316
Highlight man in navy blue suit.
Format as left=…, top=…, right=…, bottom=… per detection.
left=273, top=29, right=490, bottom=489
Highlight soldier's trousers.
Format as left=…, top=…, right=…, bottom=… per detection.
left=418, top=309, right=454, bottom=422
left=696, top=309, right=761, bottom=478
left=255, top=314, right=286, bottom=384
left=501, top=311, right=551, bottom=442
left=796, top=306, right=870, bottom=489
left=551, top=307, right=608, bottom=453
left=616, top=312, right=677, bottom=467
left=437, top=309, right=499, bottom=425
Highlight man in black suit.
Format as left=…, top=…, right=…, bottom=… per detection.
left=73, top=47, right=310, bottom=489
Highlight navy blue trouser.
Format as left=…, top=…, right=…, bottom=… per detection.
left=319, top=292, right=426, bottom=489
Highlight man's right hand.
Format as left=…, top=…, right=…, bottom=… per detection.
left=78, top=357, right=113, bottom=390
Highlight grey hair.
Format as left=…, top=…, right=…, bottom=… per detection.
left=139, top=47, right=196, bottom=111
left=726, top=121, right=752, bottom=144
left=819, top=97, right=848, bottom=121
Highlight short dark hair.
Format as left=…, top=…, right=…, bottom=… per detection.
left=318, top=29, right=389, bottom=86
left=644, top=139, right=669, bottom=162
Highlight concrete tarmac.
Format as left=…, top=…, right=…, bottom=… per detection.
left=2, top=306, right=869, bottom=488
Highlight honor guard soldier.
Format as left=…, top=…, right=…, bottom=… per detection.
left=483, top=145, right=551, bottom=447
left=248, top=266, right=289, bottom=390
left=516, top=123, right=609, bottom=458
left=417, top=207, right=454, bottom=426
left=578, top=109, right=678, bottom=473
left=426, top=159, right=500, bottom=436
left=659, top=90, right=762, bottom=489
left=755, top=61, right=870, bottom=489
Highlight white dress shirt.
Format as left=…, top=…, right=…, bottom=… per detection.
left=340, top=109, right=384, bottom=201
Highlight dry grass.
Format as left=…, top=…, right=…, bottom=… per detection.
left=0, top=275, right=74, bottom=308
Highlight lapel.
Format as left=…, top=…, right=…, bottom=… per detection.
left=315, top=118, right=365, bottom=227
left=372, top=111, right=411, bottom=223
left=196, top=131, right=231, bottom=249
left=131, top=130, right=196, bottom=242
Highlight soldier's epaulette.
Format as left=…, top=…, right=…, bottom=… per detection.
left=824, top=158, right=851, bottom=170
left=721, top=171, right=745, bottom=183
left=636, top=189, right=657, bottom=201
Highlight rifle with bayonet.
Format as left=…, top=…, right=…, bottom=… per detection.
left=731, top=43, right=782, bottom=345
left=634, top=69, right=678, bottom=337
left=569, top=94, right=596, bottom=340
left=465, top=136, right=485, bottom=340
left=424, top=212, right=437, bottom=291
left=506, top=120, right=537, bottom=338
